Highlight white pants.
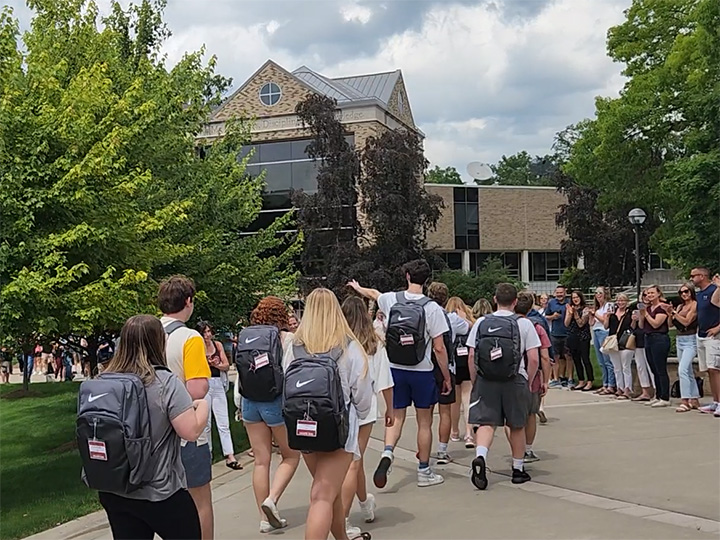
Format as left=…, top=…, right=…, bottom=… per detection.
left=609, top=350, right=633, bottom=391
left=206, top=377, right=234, bottom=456
left=633, top=348, right=655, bottom=389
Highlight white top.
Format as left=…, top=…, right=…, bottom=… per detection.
left=377, top=291, right=449, bottom=372
left=283, top=340, right=373, bottom=459
left=363, top=343, right=394, bottom=426
left=592, top=302, right=613, bottom=331
left=466, top=309, right=542, bottom=380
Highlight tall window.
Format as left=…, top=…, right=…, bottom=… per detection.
left=438, top=252, right=462, bottom=270
left=471, top=252, right=520, bottom=278
left=530, top=251, right=573, bottom=281
left=453, top=187, right=479, bottom=250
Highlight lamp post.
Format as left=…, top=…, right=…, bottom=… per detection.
left=628, top=208, right=647, bottom=301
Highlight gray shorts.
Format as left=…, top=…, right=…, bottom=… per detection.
left=181, top=442, right=212, bottom=488
left=468, top=376, right=530, bottom=429
left=528, top=392, right=541, bottom=415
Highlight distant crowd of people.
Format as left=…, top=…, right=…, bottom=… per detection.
left=53, top=261, right=720, bottom=540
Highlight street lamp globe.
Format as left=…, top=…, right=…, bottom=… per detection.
left=628, top=208, right=647, bottom=225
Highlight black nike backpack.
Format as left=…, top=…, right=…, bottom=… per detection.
left=474, top=314, right=522, bottom=381
left=386, top=292, right=431, bottom=366
left=283, top=345, right=348, bottom=452
left=235, top=325, right=284, bottom=402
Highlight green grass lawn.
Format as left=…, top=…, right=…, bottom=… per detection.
left=0, top=382, right=249, bottom=540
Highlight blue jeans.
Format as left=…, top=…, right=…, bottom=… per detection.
left=676, top=335, right=699, bottom=399
left=592, top=328, right=616, bottom=387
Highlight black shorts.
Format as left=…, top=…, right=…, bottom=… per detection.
left=455, top=364, right=471, bottom=384
left=550, top=336, right=569, bottom=360
left=467, top=376, right=530, bottom=429
left=433, top=365, right=456, bottom=405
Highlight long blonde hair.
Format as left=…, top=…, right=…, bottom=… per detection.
left=342, top=296, right=380, bottom=356
left=472, top=298, right=493, bottom=319
left=106, top=315, right=167, bottom=385
left=294, top=288, right=368, bottom=376
left=447, top=296, right=475, bottom=324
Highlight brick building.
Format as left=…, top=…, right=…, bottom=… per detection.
left=199, top=60, right=570, bottom=293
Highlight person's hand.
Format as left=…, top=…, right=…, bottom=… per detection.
left=384, top=408, right=395, bottom=427
left=539, top=383, right=548, bottom=398
left=347, top=280, right=361, bottom=292
left=712, top=274, right=720, bottom=287
left=707, top=326, right=720, bottom=337
left=662, top=303, right=674, bottom=315
left=441, top=377, right=452, bottom=395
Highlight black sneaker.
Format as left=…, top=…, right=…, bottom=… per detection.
left=373, top=451, right=393, bottom=489
left=511, top=468, right=531, bottom=484
left=470, top=456, right=488, bottom=490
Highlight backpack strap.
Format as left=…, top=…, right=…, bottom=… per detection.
left=164, top=320, right=185, bottom=336
left=293, top=343, right=343, bottom=363
left=395, top=292, right=432, bottom=307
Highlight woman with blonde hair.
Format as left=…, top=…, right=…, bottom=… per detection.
left=283, top=289, right=374, bottom=540
left=472, top=298, right=493, bottom=320
left=340, top=296, right=394, bottom=537
left=603, top=293, right=634, bottom=399
left=446, top=297, right=477, bottom=447
left=240, top=297, right=301, bottom=534
left=95, top=315, right=209, bottom=540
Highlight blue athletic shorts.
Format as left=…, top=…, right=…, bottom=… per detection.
left=180, top=441, right=212, bottom=488
left=241, top=395, right=284, bottom=427
left=391, top=368, right=438, bottom=409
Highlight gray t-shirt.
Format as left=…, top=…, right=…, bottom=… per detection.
left=122, top=369, right=193, bottom=501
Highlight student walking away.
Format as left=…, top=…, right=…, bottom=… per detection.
left=158, top=276, right=213, bottom=539
left=426, top=283, right=469, bottom=465
left=512, top=292, right=551, bottom=464
left=589, top=287, right=617, bottom=395
left=196, top=322, right=241, bottom=470
left=604, top=294, right=634, bottom=400
left=282, top=288, right=373, bottom=540
left=77, top=315, right=209, bottom=540
left=545, top=285, right=575, bottom=388
left=341, top=296, right=394, bottom=537
left=669, top=283, right=700, bottom=412
left=348, top=259, right=451, bottom=489
left=638, top=285, right=672, bottom=408
left=691, top=269, right=720, bottom=415
left=565, top=290, right=594, bottom=391
left=466, top=283, right=540, bottom=490
left=235, top=297, right=300, bottom=534
left=446, top=297, right=477, bottom=446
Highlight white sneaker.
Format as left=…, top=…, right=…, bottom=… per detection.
left=645, top=398, right=660, bottom=406
left=260, top=519, right=287, bottom=533
left=261, top=497, right=284, bottom=530
left=699, top=402, right=718, bottom=414
left=346, top=518, right=362, bottom=538
left=417, top=467, right=444, bottom=487
left=359, top=493, right=376, bottom=522
left=651, top=399, right=670, bottom=408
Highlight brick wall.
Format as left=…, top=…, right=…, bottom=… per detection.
left=387, top=76, right=416, bottom=128
left=425, top=185, right=455, bottom=250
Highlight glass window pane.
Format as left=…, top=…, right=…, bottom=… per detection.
left=448, top=253, right=462, bottom=269
left=245, top=210, right=291, bottom=233
left=454, top=204, right=466, bottom=235
left=467, top=188, right=478, bottom=202
left=468, top=236, right=479, bottom=250
left=258, top=141, right=292, bottom=163
left=505, top=252, right=520, bottom=269
left=466, top=204, right=479, bottom=225
left=291, top=160, right=319, bottom=193
left=453, top=187, right=466, bottom=202
left=245, top=164, right=262, bottom=177
left=262, top=191, right=292, bottom=210
left=262, top=163, right=292, bottom=193
left=238, top=145, right=258, bottom=164
left=455, top=236, right=467, bottom=250
left=291, top=139, right=312, bottom=160
left=546, top=251, right=560, bottom=268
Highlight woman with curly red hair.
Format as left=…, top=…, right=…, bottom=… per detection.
left=241, top=296, right=301, bottom=534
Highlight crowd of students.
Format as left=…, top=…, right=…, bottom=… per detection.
left=74, top=261, right=720, bottom=540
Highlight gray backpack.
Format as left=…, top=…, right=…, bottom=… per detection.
left=474, top=314, right=522, bottom=381
left=76, top=365, right=171, bottom=494
left=283, top=345, right=348, bottom=452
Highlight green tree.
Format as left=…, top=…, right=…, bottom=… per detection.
left=425, top=165, right=463, bottom=185
left=564, top=0, right=720, bottom=271
left=437, top=259, right=523, bottom=306
left=480, top=151, right=555, bottom=186
left=0, top=0, right=298, bottom=382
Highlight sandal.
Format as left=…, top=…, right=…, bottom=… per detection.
left=226, top=460, right=243, bottom=470
left=675, top=404, right=693, bottom=413
left=349, top=533, right=372, bottom=540
left=632, top=396, right=651, bottom=402
left=248, top=449, right=255, bottom=458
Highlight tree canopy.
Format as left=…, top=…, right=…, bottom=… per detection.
left=478, top=151, right=556, bottom=186
left=0, top=0, right=298, bottom=371
left=425, top=165, right=463, bottom=185
left=563, top=0, right=720, bottom=272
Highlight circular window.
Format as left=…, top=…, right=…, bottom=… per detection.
left=259, top=82, right=282, bottom=106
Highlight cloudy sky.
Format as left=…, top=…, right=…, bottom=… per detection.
left=7, top=0, right=631, bottom=181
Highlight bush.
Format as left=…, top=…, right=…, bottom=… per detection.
left=437, top=258, right=524, bottom=306
left=559, top=267, right=593, bottom=291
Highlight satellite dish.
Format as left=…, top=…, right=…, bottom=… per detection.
left=467, top=161, right=493, bottom=181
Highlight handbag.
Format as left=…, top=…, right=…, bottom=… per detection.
left=618, top=330, right=636, bottom=350
left=601, top=334, right=619, bottom=353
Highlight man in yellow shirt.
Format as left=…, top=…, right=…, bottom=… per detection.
left=159, top=276, right=213, bottom=539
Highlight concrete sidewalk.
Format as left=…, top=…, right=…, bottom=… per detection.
left=25, top=389, right=720, bottom=540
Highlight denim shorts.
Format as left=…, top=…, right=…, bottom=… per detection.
left=241, top=395, right=284, bottom=427
left=180, top=441, right=212, bottom=488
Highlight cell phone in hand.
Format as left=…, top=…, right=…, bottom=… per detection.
left=637, top=302, right=646, bottom=310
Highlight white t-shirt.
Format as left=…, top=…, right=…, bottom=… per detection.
left=377, top=291, right=449, bottom=372
left=592, top=302, right=613, bottom=331
left=466, top=309, right=541, bottom=380
left=363, top=343, right=394, bottom=426
left=283, top=340, right=373, bottom=459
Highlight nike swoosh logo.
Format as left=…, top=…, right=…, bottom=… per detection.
left=469, top=399, right=480, bottom=409
left=88, top=393, right=109, bottom=403
left=245, top=337, right=260, bottom=344
left=487, top=327, right=502, bottom=333
left=397, top=316, right=412, bottom=322
left=295, top=379, right=315, bottom=388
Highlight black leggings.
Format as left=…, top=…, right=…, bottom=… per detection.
left=645, top=333, right=671, bottom=401
left=99, top=489, right=200, bottom=540
left=568, top=336, right=593, bottom=382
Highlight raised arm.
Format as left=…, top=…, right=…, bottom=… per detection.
left=347, top=280, right=381, bottom=301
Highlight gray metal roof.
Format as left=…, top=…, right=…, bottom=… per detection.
left=291, top=66, right=400, bottom=107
